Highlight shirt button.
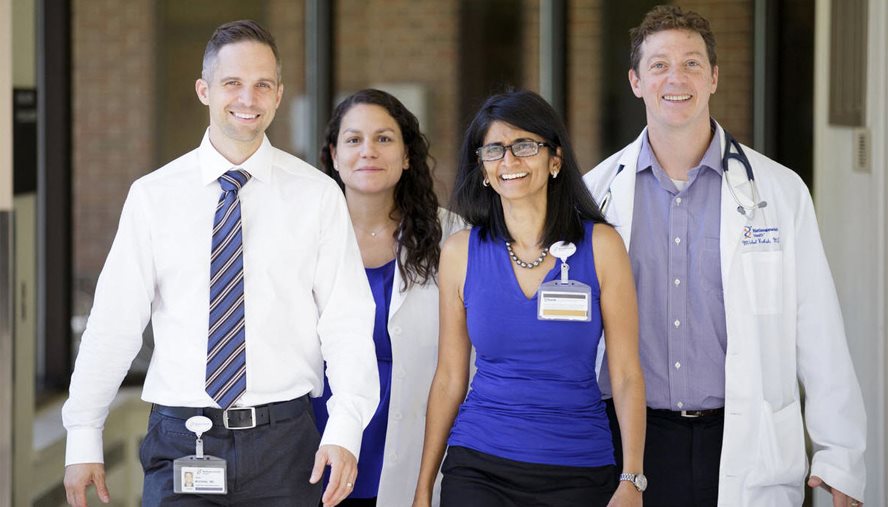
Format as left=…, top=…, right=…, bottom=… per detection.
left=674, top=319, right=681, bottom=328
left=674, top=362, right=681, bottom=369
left=674, top=237, right=681, bottom=245
left=675, top=197, right=682, bottom=205
left=674, top=278, right=681, bottom=286
left=391, top=326, right=402, bottom=335
left=677, top=401, right=684, bottom=409
left=393, top=412, right=403, bottom=421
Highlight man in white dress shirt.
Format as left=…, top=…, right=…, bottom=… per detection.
left=62, top=20, right=378, bottom=507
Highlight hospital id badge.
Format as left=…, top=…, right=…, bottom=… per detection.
left=537, top=241, right=592, bottom=322
left=174, top=456, right=227, bottom=494
left=538, top=280, right=592, bottom=321
left=173, top=416, right=227, bottom=495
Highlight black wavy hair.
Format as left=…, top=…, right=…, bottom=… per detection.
left=451, top=89, right=607, bottom=246
left=320, top=89, right=442, bottom=289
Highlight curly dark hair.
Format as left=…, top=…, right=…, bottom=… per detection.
left=452, top=89, right=606, bottom=246
left=320, top=89, right=442, bottom=289
left=629, top=5, right=717, bottom=74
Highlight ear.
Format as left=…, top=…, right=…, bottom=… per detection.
left=710, top=64, right=719, bottom=95
left=274, top=82, right=284, bottom=109
left=196, top=79, right=210, bottom=106
left=550, top=146, right=563, bottom=173
left=402, top=150, right=409, bottom=170
left=628, top=68, right=643, bottom=99
left=329, top=144, right=339, bottom=171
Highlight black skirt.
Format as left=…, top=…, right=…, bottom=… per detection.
left=440, top=446, right=617, bottom=507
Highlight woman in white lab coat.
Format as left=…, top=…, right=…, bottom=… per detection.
left=584, top=122, right=867, bottom=506
left=312, top=89, right=462, bottom=507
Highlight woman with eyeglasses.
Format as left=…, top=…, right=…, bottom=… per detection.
left=413, top=90, right=645, bottom=507
left=312, top=89, right=463, bottom=507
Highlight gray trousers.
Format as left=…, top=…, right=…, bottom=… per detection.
left=140, top=397, right=322, bottom=506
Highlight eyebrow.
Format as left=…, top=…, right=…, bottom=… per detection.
left=484, top=137, right=539, bottom=145
left=217, top=76, right=278, bottom=85
left=342, top=127, right=397, bottom=135
left=645, top=50, right=707, bottom=62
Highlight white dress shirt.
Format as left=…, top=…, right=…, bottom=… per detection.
left=63, top=131, right=379, bottom=466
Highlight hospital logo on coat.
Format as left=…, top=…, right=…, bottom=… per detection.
left=741, top=226, right=780, bottom=247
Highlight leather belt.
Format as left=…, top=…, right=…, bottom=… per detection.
left=647, top=406, right=725, bottom=419
left=152, top=395, right=309, bottom=430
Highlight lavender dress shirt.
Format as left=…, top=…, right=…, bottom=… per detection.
left=600, top=130, right=727, bottom=411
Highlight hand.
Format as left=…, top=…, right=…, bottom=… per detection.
left=808, top=475, right=862, bottom=507
left=64, top=463, right=110, bottom=507
left=310, top=444, right=357, bottom=507
left=607, top=480, right=642, bottom=507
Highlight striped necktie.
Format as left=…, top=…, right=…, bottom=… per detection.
left=206, top=169, right=251, bottom=409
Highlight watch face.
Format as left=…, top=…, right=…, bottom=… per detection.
left=634, top=474, right=648, bottom=492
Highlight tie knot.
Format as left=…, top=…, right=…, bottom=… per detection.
left=219, top=169, right=251, bottom=193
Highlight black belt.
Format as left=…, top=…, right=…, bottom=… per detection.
left=647, top=406, right=724, bottom=419
left=152, top=395, right=309, bottom=430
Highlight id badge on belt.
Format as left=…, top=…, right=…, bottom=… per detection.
left=173, top=416, right=227, bottom=495
left=538, top=241, right=592, bottom=322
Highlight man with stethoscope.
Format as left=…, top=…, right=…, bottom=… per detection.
left=584, top=5, right=865, bottom=507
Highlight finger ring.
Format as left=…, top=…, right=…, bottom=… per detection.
left=346, top=482, right=353, bottom=489
left=850, top=501, right=860, bottom=507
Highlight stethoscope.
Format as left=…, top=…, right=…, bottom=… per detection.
left=599, top=130, right=767, bottom=219
left=722, top=131, right=767, bottom=217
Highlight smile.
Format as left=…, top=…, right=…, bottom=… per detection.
left=663, top=94, right=692, bottom=102
left=500, top=172, right=529, bottom=181
left=230, top=112, right=260, bottom=120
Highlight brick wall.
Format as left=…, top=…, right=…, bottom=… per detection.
left=71, top=0, right=754, bottom=282
left=72, top=0, right=155, bottom=282
left=568, top=0, right=604, bottom=170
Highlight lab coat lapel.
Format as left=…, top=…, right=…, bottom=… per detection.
left=607, top=131, right=645, bottom=250
left=388, top=255, right=406, bottom=321
left=718, top=126, right=753, bottom=281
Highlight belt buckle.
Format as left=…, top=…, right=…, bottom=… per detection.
left=223, top=406, right=256, bottom=429
left=680, top=410, right=702, bottom=418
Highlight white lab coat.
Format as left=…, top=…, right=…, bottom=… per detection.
left=583, top=124, right=866, bottom=506
left=376, top=208, right=466, bottom=507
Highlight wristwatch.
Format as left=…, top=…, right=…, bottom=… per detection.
left=619, top=472, right=648, bottom=492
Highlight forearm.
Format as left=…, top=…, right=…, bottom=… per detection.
left=611, top=372, right=646, bottom=473
left=414, top=372, right=466, bottom=500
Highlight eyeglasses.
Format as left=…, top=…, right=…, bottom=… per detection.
left=476, top=141, right=550, bottom=162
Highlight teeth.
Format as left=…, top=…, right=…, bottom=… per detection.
left=663, top=94, right=692, bottom=101
left=501, top=172, right=528, bottom=180
left=233, top=112, right=259, bottom=119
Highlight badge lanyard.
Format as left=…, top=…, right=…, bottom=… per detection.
left=537, top=241, right=593, bottom=322
left=173, top=416, right=228, bottom=495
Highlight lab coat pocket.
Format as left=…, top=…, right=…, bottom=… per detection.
left=748, top=399, right=807, bottom=487
left=740, top=250, right=783, bottom=314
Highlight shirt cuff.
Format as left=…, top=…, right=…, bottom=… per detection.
left=65, top=427, right=105, bottom=466
left=319, top=415, right=364, bottom=461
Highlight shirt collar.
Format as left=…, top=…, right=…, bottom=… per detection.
left=198, top=128, right=274, bottom=185
left=636, top=121, right=723, bottom=177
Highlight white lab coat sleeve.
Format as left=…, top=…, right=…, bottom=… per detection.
left=793, top=188, right=866, bottom=501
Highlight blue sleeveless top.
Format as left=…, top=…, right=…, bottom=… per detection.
left=448, top=221, right=614, bottom=467
left=312, top=259, right=395, bottom=498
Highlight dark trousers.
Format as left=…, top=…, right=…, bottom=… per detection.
left=605, top=399, right=724, bottom=507
left=140, top=396, right=322, bottom=506
left=441, top=446, right=616, bottom=507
